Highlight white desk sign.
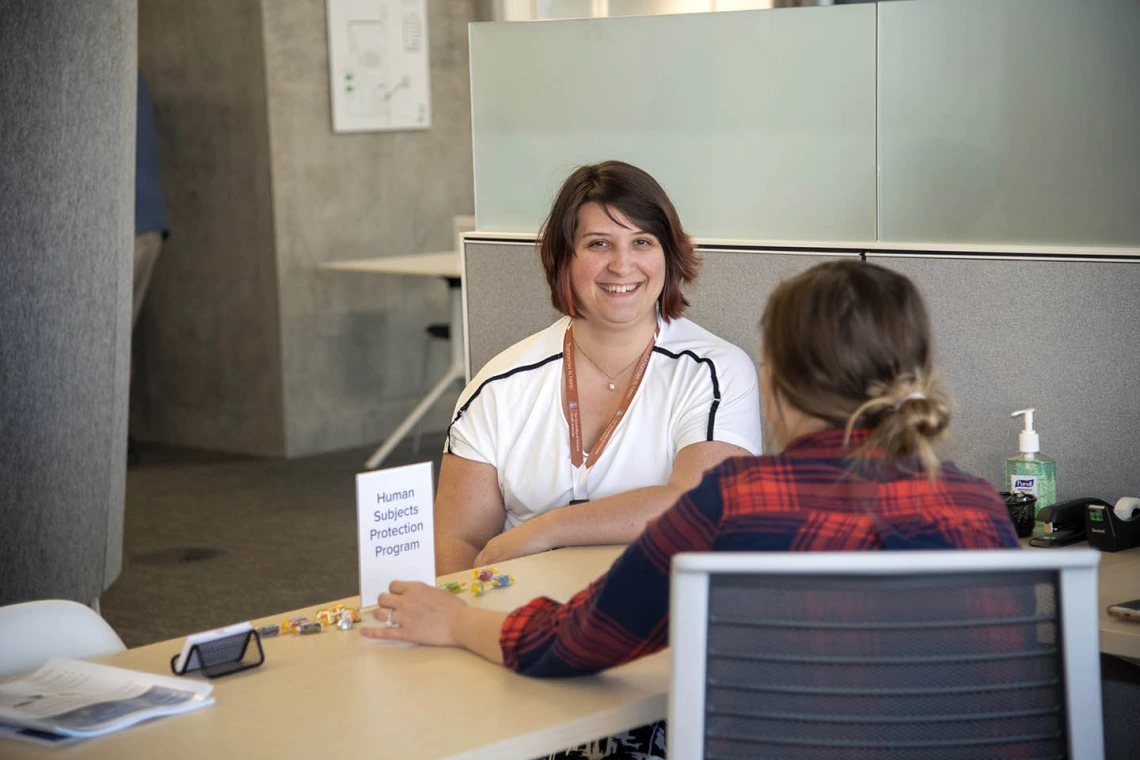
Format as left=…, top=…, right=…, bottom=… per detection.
left=326, top=0, right=432, bottom=133
left=356, top=461, right=436, bottom=606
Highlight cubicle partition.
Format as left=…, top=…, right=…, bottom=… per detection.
left=877, top=0, right=1140, bottom=247
left=871, top=252, right=1140, bottom=500
left=462, top=239, right=856, bottom=375
left=470, top=0, right=1140, bottom=246
left=464, top=237, right=1140, bottom=504
left=462, top=0, right=1140, bottom=504
left=468, top=5, right=877, bottom=241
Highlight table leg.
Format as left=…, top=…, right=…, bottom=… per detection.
left=364, top=280, right=465, bottom=469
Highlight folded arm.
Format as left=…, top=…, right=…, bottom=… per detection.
left=473, top=440, right=749, bottom=567
left=433, top=454, right=508, bottom=575
left=504, top=469, right=728, bottom=676
left=375, top=463, right=730, bottom=675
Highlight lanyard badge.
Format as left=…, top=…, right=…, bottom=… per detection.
left=561, top=323, right=657, bottom=499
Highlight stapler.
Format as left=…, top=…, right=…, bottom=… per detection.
left=1086, top=497, right=1140, bottom=552
left=1028, top=497, right=1110, bottom=548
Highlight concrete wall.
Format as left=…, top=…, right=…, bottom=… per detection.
left=132, top=0, right=478, bottom=457
left=134, top=0, right=287, bottom=456
left=0, top=0, right=136, bottom=604
left=263, top=0, right=478, bottom=456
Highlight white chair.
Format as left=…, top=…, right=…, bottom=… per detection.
left=669, top=549, right=1104, bottom=760
left=0, top=599, right=126, bottom=679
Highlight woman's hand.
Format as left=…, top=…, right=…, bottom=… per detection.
left=361, top=580, right=509, bottom=665
left=361, top=581, right=466, bottom=646
left=473, top=517, right=550, bottom=567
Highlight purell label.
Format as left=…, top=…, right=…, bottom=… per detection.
left=1011, top=475, right=1039, bottom=498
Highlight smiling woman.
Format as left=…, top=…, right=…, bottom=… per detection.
left=431, top=161, right=763, bottom=578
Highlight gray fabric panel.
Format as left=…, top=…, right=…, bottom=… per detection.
left=462, top=241, right=851, bottom=451
left=463, top=241, right=560, bottom=377
left=0, top=0, right=136, bottom=604
left=683, top=249, right=858, bottom=369
left=465, top=244, right=1140, bottom=491
left=872, top=255, right=1140, bottom=502
left=463, top=242, right=853, bottom=374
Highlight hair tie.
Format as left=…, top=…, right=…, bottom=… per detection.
left=889, top=391, right=925, bottom=410
left=893, top=391, right=926, bottom=411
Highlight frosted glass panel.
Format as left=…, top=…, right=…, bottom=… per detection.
left=878, top=0, right=1140, bottom=247
left=470, top=6, right=876, bottom=241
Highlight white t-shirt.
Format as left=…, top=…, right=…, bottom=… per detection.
left=446, top=316, right=763, bottom=530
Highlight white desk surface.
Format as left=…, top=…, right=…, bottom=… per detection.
left=320, top=251, right=462, bottom=279
left=1013, top=539, right=1140, bottom=660
left=9, top=543, right=1140, bottom=758
left=6, top=546, right=664, bottom=760
left=1091, top=543, right=1140, bottom=660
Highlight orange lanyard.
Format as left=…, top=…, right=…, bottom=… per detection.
left=562, top=323, right=657, bottom=473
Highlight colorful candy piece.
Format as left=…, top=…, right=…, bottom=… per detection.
left=336, top=610, right=354, bottom=631
left=472, top=566, right=498, bottom=582
left=281, top=616, right=309, bottom=634
left=316, top=606, right=345, bottom=627
left=299, top=621, right=322, bottom=635
left=314, top=604, right=360, bottom=628
left=257, top=624, right=280, bottom=638
left=450, top=569, right=518, bottom=597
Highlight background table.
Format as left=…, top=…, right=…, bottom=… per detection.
left=320, top=252, right=465, bottom=469
left=5, top=546, right=665, bottom=760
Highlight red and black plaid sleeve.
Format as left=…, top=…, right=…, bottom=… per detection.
left=501, top=470, right=726, bottom=676
left=499, top=430, right=1019, bottom=677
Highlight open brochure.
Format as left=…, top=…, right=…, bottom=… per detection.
left=0, top=657, right=214, bottom=746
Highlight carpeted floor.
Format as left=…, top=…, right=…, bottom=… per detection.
left=100, top=433, right=446, bottom=648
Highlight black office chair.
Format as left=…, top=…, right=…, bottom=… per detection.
left=669, top=550, right=1104, bottom=759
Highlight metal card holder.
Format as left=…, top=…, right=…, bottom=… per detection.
left=170, top=628, right=264, bottom=679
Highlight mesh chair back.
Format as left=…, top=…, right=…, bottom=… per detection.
left=669, top=551, right=1103, bottom=760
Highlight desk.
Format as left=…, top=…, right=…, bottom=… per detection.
left=1015, top=538, right=1140, bottom=661
left=6, top=546, right=665, bottom=760
left=321, top=252, right=465, bottom=469
left=1091, top=544, right=1140, bottom=660
left=10, top=544, right=1140, bottom=758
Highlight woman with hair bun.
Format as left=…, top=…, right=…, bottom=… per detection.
left=367, top=260, right=1019, bottom=756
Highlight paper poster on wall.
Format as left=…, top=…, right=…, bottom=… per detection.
left=326, top=0, right=431, bottom=133
left=356, top=461, right=436, bottom=608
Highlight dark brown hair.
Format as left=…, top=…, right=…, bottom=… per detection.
left=761, top=260, right=951, bottom=476
left=538, top=161, right=699, bottom=321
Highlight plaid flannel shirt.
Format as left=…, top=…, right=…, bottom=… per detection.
left=500, top=428, right=1021, bottom=677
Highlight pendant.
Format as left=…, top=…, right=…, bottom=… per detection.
left=608, top=382, right=616, bottom=391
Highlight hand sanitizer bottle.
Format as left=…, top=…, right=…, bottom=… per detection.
left=1005, top=408, right=1057, bottom=530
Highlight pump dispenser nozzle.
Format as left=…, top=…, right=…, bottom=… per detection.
left=1011, top=408, right=1039, bottom=454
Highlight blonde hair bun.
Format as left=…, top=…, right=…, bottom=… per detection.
left=760, top=261, right=951, bottom=478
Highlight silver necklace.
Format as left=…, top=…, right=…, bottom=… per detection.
left=574, top=339, right=644, bottom=391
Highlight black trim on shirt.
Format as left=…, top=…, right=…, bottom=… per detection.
left=446, top=352, right=564, bottom=454
left=651, top=346, right=721, bottom=441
